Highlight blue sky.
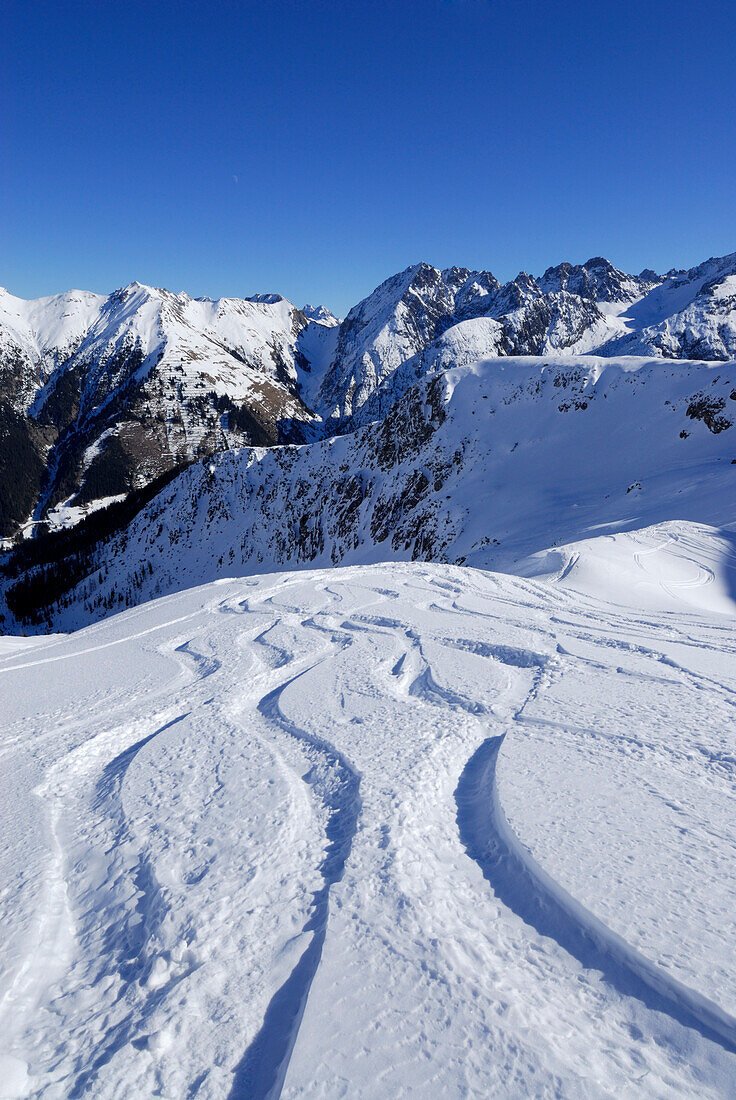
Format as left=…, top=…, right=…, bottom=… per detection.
left=2, top=0, right=735, bottom=315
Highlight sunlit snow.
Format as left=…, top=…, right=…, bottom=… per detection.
left=1, top=536, right=735, bottom=1096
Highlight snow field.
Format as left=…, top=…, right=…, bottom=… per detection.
left=0, top=560, right=735, bottom=1096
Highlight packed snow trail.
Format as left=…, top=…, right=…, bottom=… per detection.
left=1, top=563, right=736, bottom=1097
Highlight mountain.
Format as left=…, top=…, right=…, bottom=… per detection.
left=0, top=283, right=335, bottom=538
left=301, top=303, right=340, bottom=326
left=2, top=250, right=736, bottom=544
left=7, top=352, right=735, bottom=631
left=315, top=263, right=482, bottom=422
left=316, top=254, right=736, bottom=428
left=601, top=253, right=736, bottom=359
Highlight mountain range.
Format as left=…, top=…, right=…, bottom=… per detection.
left=2, top=252, right=736, bottom=543
left=2, top=250, right=736, bottom=629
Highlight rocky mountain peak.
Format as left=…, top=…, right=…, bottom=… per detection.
left=539, top=257, right=650, bottom=303
left=490, top=272, right=541, bottom=314
left=244, top=292, right=286, bottom=305
left=302, top=304, right=340, bottom=326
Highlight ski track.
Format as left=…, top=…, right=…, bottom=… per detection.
left=66, top=713, right=194, bottom=1098
left=1, top=564, right=736, bottom=1096
left=456, top=735, right=736, bottom=1056
left=229, top=676, right=360, bottom=1098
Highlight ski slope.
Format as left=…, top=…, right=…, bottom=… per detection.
left=1, top=533, right=736, bottom=1097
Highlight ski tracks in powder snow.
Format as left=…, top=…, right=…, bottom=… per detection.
left=1, top=565, right=736, bottom=1097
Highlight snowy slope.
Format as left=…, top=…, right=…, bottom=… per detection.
left=23, top=352, right=736, bottom=633
left=0, top=287, right=105, bottom=409
left=603, top=254, right=736, bottom=360
left=1, top=562, right=735, bottom=1097
left=5, top=251, right=736, bottom=1099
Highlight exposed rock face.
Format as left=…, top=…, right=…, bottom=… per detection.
left=315, top=252, right=736, bottom=429
left=316, top=263, right=472, bottom=422
left=538, top=257, right=655, bottom=301
left=313, top=261, right=628, bottom=427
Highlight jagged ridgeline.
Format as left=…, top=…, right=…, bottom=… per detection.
left=2, top=253, right=736, bottom=542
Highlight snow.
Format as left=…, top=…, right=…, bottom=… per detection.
left=1, top=553, right=735, bottom=1096
left=0, top=279, right=333, bottom=536
left=295, top=320, right=341, bottom=410
left=301, top=305, right=340, bottom=327
left=620, top=258, right=736, bottom=332
left=3, top=252, right=736, bottom=540
left=43, top=492, right=129, bottom=532
left=3, top=272, right=736, bottom=1095
left=522, top=520, right=736, bottom=616
left=1, top=281, right=317, bottom=430
left=0, top=287, right=105, bottom=366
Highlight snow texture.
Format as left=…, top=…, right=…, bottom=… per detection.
left=1, top=555, right=736, bottom=1097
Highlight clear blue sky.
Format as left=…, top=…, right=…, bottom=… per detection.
left=2, top=0, right=735, bottom=315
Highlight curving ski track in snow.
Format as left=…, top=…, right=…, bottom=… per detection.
left=229, top=658, right=361, bottom=1100
left=456, top=734, right=736, bottom=1057
left=1, top=562, right=736, bottom=1096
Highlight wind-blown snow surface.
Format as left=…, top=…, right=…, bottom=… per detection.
left=2, top=555, right=736, bottom=1097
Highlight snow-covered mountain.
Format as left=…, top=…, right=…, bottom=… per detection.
left=8, top=352, right=735, bottom=632
left=2, top=251, right=735, bottom=540
left=602, top=253, right=736, bottom=359
left=0, top=283, right=335, bottom=538
left=301, top=303, right=340, bottom=326
left=315, top=253, right=736, bottom=426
